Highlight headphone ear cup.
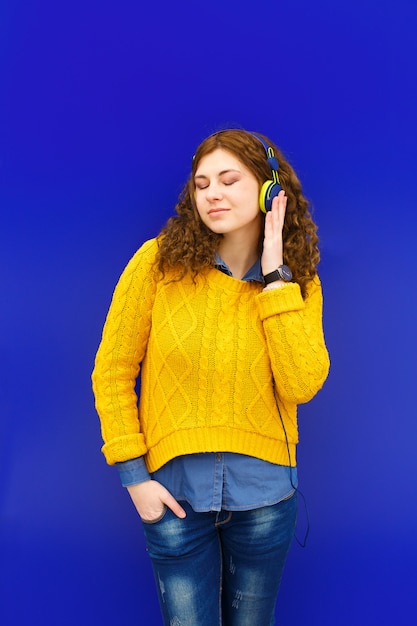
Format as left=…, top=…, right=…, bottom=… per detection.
left=259, top=179, right=282, bottom=213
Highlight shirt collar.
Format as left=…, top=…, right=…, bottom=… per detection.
left=215, top=254, right=263, bottom=283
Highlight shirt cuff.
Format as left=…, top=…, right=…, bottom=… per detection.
left=116, top=457, right=151, bottom=487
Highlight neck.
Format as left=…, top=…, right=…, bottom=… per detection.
left=218, top=231, right=261, bottom=280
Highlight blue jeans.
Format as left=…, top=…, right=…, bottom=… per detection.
left=141, top=495, right=297, bottom=626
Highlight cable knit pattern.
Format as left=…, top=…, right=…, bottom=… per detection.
left=92, top=238, right=330, bottom=471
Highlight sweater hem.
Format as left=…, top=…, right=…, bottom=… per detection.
left=144, top=427, right=297, bottom=473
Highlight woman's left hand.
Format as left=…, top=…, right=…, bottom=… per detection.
left=261, top=190, right=287, bottom=276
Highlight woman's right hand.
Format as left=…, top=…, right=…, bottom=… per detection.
left=126, top=480, right=187, bottom=521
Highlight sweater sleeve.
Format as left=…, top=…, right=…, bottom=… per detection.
left=256, top=276, right=330, bottom=404
left=91, top=239, right=158, bottom=464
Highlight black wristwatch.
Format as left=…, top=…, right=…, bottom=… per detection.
left=263, top=265, right=293, bottom=285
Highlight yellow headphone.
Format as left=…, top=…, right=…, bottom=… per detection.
left=251, top=133, right=282, bottom=213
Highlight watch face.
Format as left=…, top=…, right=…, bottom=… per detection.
left=280, top=265, right=293, bottom=281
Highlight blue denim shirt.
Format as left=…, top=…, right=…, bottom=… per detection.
left=116, top=256, right=298, bottom=511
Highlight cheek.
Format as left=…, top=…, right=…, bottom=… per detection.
left=244, top=193, right=262, bottom=217
left=194, top=194, right=206, bottom=219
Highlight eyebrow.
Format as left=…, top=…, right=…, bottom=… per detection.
left=194, top=169, right=241, bottom=180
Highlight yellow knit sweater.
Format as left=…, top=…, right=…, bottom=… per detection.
left=92, top=238, right=329, bottom=472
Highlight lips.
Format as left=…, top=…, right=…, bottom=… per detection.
left=208, top=208, right=229, bottom=216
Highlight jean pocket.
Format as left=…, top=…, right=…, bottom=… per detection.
left=140, top=504, right=168, bottom=525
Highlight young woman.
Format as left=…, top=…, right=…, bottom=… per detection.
left=92, top=129, right=330, bottom=626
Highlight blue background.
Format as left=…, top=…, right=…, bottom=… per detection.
left=1, top=1, right=416, bottom=624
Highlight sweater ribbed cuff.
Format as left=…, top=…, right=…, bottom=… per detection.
left=256, top=282, right=304, bottom=320
left=101, top=433, right=147, bottom=465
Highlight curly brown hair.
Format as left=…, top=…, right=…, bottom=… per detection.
left=156, top=129, right=320, bottom=298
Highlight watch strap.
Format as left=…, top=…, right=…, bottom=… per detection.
left=263, top=269, right=283, bottom=285
left=263, top=265, right=292, bottom=285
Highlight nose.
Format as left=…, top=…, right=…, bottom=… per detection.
left=205, top=182, right=223, bottom=202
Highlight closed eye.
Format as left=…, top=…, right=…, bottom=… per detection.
left=194, top=168, right=241, bottom=190
left=195, top=180, right=236, bottom=191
